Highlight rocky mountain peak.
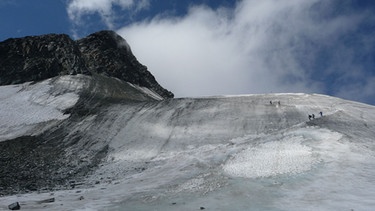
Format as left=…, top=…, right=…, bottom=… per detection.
left=77, top=30, right=174, bottom=98
left=79, top=30, right=131, bottom=53
left=0, top=30, right=173, bottom=99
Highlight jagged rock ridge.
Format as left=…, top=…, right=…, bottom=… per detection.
left=0, top=30, right=173, bottom=98
left=0, top=34, right=88, bottom=84
left=77, top=31, right=173, bottom=99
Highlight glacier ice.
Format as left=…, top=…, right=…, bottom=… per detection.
left=1, top=75, right=375, bottom=210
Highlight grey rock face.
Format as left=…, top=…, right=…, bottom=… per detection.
left=0, top=34, right=88, bottom=85
left=0, top=31, right=173, bottom=99
left=77, top=31, right=174, bottom=99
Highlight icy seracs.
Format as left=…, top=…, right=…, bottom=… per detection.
left=0, top=76, right=375, bottom=210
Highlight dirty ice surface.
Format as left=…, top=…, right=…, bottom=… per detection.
left=1, top=77, right=375, bottom=210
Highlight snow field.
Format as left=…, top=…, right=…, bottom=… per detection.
left=275, top=128, right=375, bottom=210
left=223, top=135, right=319, bottom=178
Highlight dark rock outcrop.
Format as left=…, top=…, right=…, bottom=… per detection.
left=0, top=34, right=88, bottom=85
left=0, top=31, right=173, bottom=98
left=8, top=202, right=20, bottom=210
left=77, top=31, right=174, bottom=99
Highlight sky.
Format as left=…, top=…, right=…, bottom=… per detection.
left=1, top=0, right=375, bottom=105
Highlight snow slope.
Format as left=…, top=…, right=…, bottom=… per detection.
left=1, top=77, right=375, bottom=210
left=0, top=74, right=163, bottom=142
left=0, top=77, right=79, bottom=141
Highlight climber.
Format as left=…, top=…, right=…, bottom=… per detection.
left=320, top=111, right=323, bottom=116
left=312, top=114, right=315, bottom=119
left=308, top=115, right=312, bottom=120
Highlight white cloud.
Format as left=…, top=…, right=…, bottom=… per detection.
left=67, top=0, right=375, bottom=103
left=116, top=1, right=311, bottom=96
left=117, top=0, right=375, bottom=102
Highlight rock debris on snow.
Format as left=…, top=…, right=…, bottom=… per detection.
left=8, top=202, right=20, bottom=210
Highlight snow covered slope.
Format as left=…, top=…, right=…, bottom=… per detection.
left=1, top=78, right=375, bottom=210
left=0, top=74, right=161, bottom=142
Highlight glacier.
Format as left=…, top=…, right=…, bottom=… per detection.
left=0, top=75, right=375, bottom=210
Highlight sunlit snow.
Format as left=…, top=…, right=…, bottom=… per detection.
left=223, top=135, right=319, bottom=178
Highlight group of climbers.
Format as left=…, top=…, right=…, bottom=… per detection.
left=308, top=111, right=323, bottom=120
left=267, top=100, right=324, bottom=121
left=270, top=101, right=281, bottom=106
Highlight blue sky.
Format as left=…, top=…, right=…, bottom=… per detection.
left=1, top=0, right=375, bottom=105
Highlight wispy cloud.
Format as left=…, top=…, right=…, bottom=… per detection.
left=66, top=0, right=149, bottom=38
left=67, top=0, right=375, bottom=104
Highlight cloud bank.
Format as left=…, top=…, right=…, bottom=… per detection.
left=67, top=0, right=375, bottom=104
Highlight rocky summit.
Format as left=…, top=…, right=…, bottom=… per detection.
left=77, top=31, right=173, bottom=99
left=0, top=30, right=173, bottom=99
